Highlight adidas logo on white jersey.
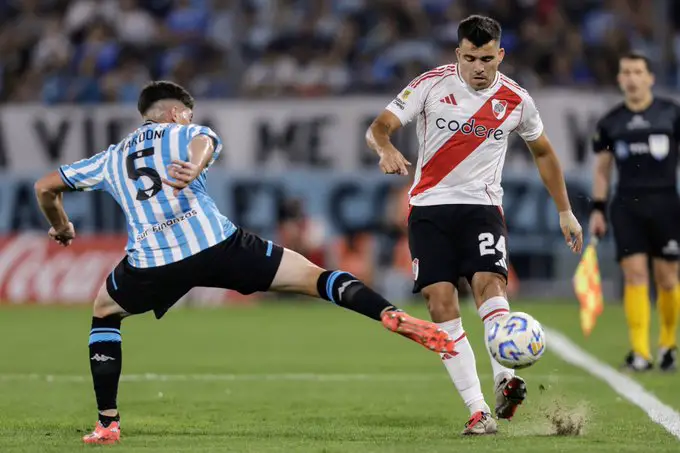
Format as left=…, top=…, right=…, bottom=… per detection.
left=439, top=94, right=457, bottom=105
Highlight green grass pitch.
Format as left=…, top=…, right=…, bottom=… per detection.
left=0, top=300, right=678, bottom=452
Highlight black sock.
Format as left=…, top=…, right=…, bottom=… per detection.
left=98, top=413, right=120, bottom=428
left=316, top=270, right=398, bottom=321
left=89, top=316, right=123, bottom=416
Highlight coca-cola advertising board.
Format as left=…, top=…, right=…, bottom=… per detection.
left=0, top=234, right=242, bottom=305
left=0, top=234, right=123, bottom=304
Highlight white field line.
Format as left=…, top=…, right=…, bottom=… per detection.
left=0, top=372, right=584, bottom=384
left=546, top=327, right=680, bottom=440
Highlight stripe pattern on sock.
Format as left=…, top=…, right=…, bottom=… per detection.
left=89, top=328, right=122, bottom=345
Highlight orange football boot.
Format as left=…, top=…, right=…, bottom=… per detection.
left=381, top=310, right=456, bottom=354
left=82, top=420, right=121, bottom=445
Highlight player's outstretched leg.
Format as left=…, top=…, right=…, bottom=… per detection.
left=422, top=282, right=496, bottom=435
left=472, top=272, right=526, bottom=420
left=82, top=283, right=129, bottom=445
left=269, top=248, right=456, bottom=354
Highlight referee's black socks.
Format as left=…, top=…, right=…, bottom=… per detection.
left=89, top=316, right=123, bottom=423
left=317, top=270, right=397, bottom=321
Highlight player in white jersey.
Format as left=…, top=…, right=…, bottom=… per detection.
left=34, top=81, right=457, bottom=445
left=366, top=15, right=584, bottom=435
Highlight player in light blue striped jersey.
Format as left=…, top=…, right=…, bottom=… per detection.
left=59, top=115, right=236, bottom=268
left=34, top=81, right=456, bottom=445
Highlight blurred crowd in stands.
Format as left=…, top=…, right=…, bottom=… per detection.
left=0, top=0, right=678, bottom=104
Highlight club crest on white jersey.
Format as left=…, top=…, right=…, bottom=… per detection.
left=491, top=99, right=508, bottom=120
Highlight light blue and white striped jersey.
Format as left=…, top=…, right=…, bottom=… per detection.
left=59, top=121, right=237, bottom=268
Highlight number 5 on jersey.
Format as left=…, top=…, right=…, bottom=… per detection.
left=127, top=147, right=162, bottom=200
left=478, top=232, right=507, bottom=270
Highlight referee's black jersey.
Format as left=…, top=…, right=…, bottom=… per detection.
left=592, top=97, right=680, bottom=194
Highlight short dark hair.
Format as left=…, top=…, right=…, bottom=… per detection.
left=457, top=15, right=502, bottom=47
left=137, top=81, right=194, bottom=115
left=619, top=52, right=653, bottom=73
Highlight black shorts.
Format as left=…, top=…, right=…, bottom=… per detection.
left=106, top=228, right=284, bottom=318
left=408, top=204, right=509, bottom=293
left=610, top=191, right=680, bottom=261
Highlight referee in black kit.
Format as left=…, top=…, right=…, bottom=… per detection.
left=589, top=52, right=680, bottom=372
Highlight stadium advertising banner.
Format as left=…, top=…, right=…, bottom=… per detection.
left=0, top=170, right=593, bottom=304
left=0, top=171, right=591, bottom=240
left=0, top=91, right=624, bottom=304
left=0, top=234, right=246, bottom=305
left=0, top=90, right=627, bottom=172
left=0, top=234, right=123, bottom=304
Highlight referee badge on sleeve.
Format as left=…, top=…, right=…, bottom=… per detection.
left=615, top=141, right=629, bottom=159
left=649, top=134, right=670, bottom=160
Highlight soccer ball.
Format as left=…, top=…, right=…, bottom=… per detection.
left=487, top=312, right=546, bottom=369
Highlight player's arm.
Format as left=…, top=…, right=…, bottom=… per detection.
left=592, top=153, right=614, bottom=201
left=590, top=153, right=614, bottom=237
left=35, top=149, right=109, bottom=246
left=162, top=134, right=215, bottom=196
left=34, top=171, right=75, bottom=247
left=589, top=121, right=614, bottom=238
left=366, top=82, right=426, bottom=175
left=517, top=94, right=583, bottom=253
left=366, top=111, right=411, bottom=175
left=525, top=133, right=582, bottom=252
left=525, top=134, right=571, bottom=211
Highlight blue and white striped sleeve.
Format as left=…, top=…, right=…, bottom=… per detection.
left=59, top=149, right=109, bottom=192
left=185, top=124, right=222, bottom=167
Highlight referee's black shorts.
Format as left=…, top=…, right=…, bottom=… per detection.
left=610, top=191, right=680, bottom=261
left=106, top=228, right=284, bottom=319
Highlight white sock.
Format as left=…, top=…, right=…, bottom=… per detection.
left=478, top=296, right=515, bottom=382
left=438, top=318, right=490, bottom=415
